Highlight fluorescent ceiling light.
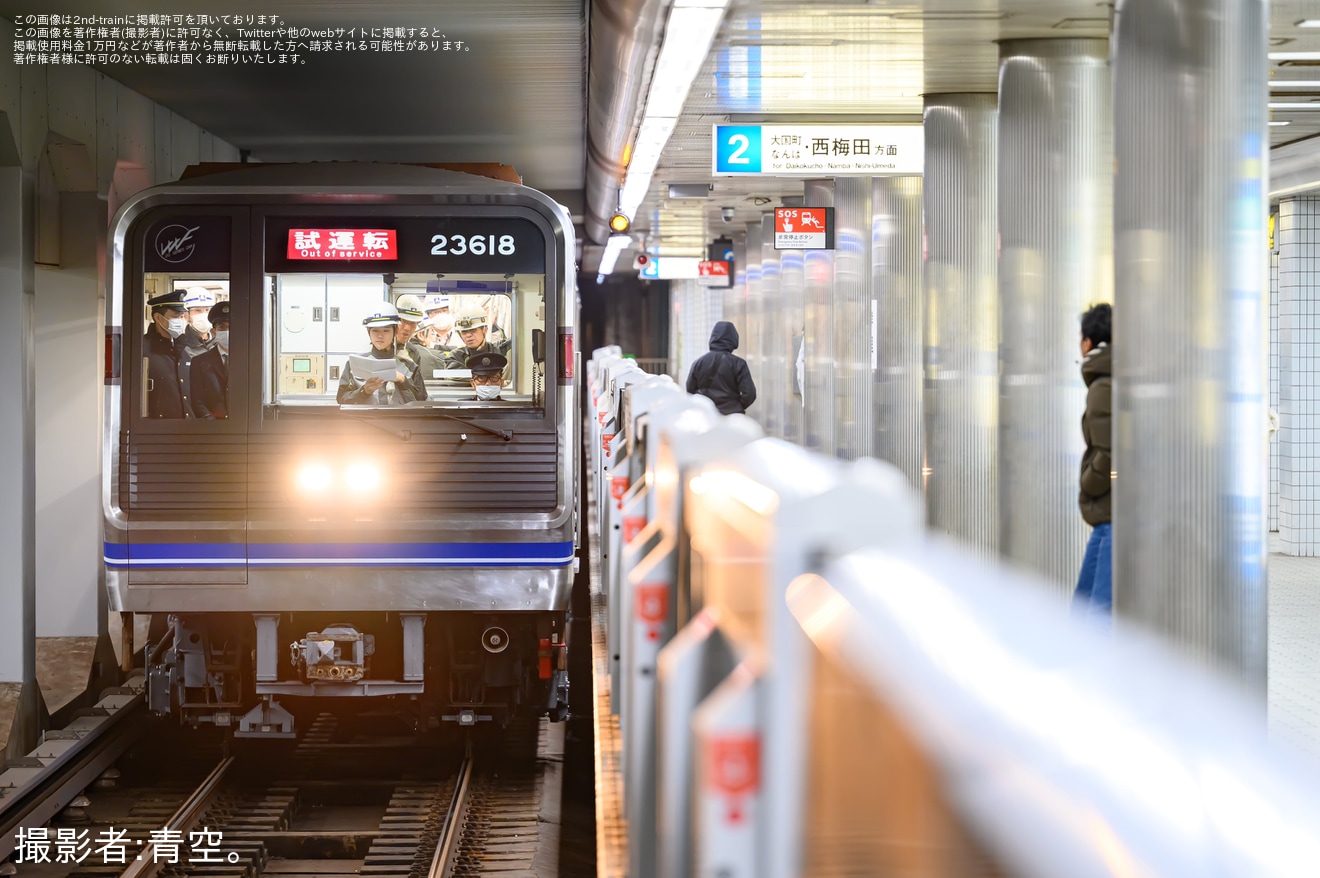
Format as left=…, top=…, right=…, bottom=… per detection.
left=619, top=117, right=678, bottom=218
left=1270, top=52, right=1320, bottom=60
left=1269, top=102, right=1320, bottom=109
left=1271, top=81, right=1320, bottom=87
left=598, top=235, right=632, bottom=276
left=1270, top=121, right=1292, bottom=126
left=615, top=0, right=728, bottom=226
left=1297, top=19, right=1320, bottom=26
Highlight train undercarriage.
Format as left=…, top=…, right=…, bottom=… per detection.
left=143, top=611, right=570, bottom=737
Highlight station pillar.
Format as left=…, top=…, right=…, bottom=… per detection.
left=997, top=39, right=1113, bottom=591
left=832, top=176, right=874, bottom=462
left=871, top=176, right=923, bottom=491
left=758, top=212, right=783, bottom=439
left=1112, top=0, right=1268, bottom=690
left=1276, top=197, right=1320, bottom=557
left=0, top=113, right=40, bottom=759
left=922, top=94, right=999, bottom=554
left=802, top=179, right=836, bottom=457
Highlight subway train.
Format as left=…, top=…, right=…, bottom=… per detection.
left=102, top=162, right=580, bottom=736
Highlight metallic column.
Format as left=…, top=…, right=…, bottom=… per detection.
left=998, top=39, right=1113, bottom=591
left=781, top=246, right=806, bottom=446
left=0, top=126, right=39, bottom=757
left=743, top=222, right=762, bottom=426
left=1112, top=0, right=1267, bottom=689
left=760, top=213, right=783, bottom=437
left=872, top=176, right=924, bottom=488
left=1275, top=198, right=1320, bottom=555
left=833, top=177, right=874, bottom=461
left=923, top=94, right=999, bottom=553
left=803, top=179, right=836, bottom=456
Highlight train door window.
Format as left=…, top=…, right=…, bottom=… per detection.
left=135, top=213, right=244, bottom=425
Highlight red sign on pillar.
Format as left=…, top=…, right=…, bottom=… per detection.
left=611, top=474, right=628, bottom=510
left=635, top=583, right=668, bottom=642
left=707, top=735, right=761, bottom=825
left=773, top=207, right=834, bottom=250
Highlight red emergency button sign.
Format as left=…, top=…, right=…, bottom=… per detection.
left=288, top=229, right=398, bottom=260
left=773, top=207, right=833, bottom=250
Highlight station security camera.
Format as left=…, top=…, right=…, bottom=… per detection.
left=721, top=207, right=735, bottom=223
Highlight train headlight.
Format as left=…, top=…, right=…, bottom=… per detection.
left=297, top=464, right=334, bottom=494
left=344, top=463, right=381, bottom=493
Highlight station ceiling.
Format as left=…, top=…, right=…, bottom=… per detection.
left=5, top=0, right=1317, bottom=262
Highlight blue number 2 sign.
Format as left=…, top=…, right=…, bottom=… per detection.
left=713, top=125, right=762, bottom=174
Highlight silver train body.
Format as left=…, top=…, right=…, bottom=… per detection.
left=102, top=163, right=579, bottom=735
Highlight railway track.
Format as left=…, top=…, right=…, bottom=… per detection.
left=4, top=712, right=564, bottom=878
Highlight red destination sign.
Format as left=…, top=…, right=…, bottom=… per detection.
left=287, top=229, right=398, bottom=260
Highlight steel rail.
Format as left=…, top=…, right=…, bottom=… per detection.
left=0, top=683, right=148, bottom=861
left=117, top=755, right=234, bottom=878
left=427, top=745, right=474, bottom=878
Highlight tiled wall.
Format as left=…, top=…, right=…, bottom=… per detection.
left=1277, top=197, right=1320, bottom=555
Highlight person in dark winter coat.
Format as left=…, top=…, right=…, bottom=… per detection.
left=143, top=289, right=191, bottom=418
left=1073, top=303, right=1113, bottom=620
left=190, top=301, right=231, bottom=419
left=685, top=321, right=756, bottom=415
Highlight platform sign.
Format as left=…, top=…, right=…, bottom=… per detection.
left=697, top=260, right=731, bottom=288
left=713, top=124, right=923, bottom=176
left=774, top=207, right=833, bottom=250
left=640, top=258, right=660, bottom=279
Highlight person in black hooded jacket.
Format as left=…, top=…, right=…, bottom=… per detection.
left=685, top=321, right=756, bottom=415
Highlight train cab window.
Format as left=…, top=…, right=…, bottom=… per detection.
left=265, top=272, right=547, bottom=410
left=139, top=276, right=234, bottom=420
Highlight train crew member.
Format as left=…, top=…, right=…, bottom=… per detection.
left=190, top=301, right=231, bottom=420
left=447, top=308, right=511, bottom=363
left=465, top=353, right=508, bottom=401
left=337, top=303, right=427, bottom=405
left=181, top=287, right=217, bottom=350
left=143, top=289, right=191, bottom=418
left=423, top=294, right=459, bottom=350
left=393, top=292, right=451, bottom=386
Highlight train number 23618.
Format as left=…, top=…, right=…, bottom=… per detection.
left=430, top=233, right=516, bottom=256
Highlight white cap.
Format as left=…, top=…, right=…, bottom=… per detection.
left=424, top=294, right=451, bottom=312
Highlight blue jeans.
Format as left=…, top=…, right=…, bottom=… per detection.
left=1073, top=522, right=1112, bottom=620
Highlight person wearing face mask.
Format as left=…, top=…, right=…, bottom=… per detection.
left=181, top=287, right=217, bottom=350
left=423, top=294, right=458, bottom=351
left=337, top=304, right=427, bottom=406
left=190, top=301, right=231, bottom=419
left=464, top=353, right=509, bottom=402
left=143, top=289, right=192, bottom=418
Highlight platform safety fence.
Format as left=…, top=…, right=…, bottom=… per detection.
left=586, top=344, right=1320, bottom=878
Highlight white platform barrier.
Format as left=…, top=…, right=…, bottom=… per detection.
left=586, top=344, right=1320, bottom=878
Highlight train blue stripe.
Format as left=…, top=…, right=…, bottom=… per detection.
left=104, top=541, right=575, bottom=568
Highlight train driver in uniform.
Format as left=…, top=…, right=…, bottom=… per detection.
left=143, top=289, right=191, bottom=418
left=465, top=353, right=508, bottom=401
left=337, top=303, right=427, bottom=406
left=190, top=301, right=231, bottom=419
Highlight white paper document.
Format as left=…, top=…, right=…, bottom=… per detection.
left=348, top=354, right=404, bottom=382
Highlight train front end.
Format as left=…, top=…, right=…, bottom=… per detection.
left=102, top=163, right=579, bottom=736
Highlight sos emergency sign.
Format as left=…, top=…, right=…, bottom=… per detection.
left=773, top=207, right=834, bottom=250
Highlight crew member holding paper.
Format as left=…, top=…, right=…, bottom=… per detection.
left=336, top=303, right=427, bottom=405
